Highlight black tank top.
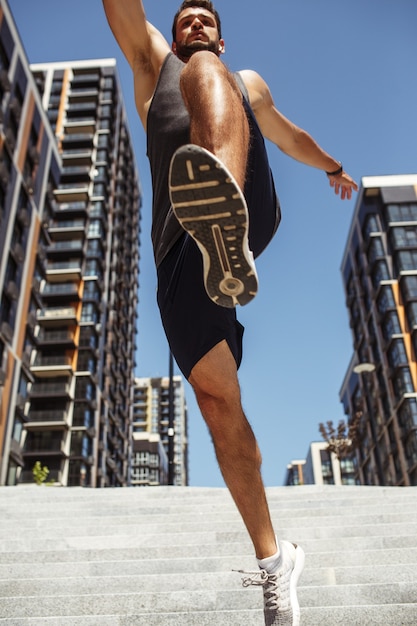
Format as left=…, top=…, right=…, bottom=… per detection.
left=147, top=53, right=280, bottom=267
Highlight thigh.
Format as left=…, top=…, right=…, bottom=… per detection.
left=188, top=338, right=241, bottom=398
left=157, top=234, right=245, bottom=380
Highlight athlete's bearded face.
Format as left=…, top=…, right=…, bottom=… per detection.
left=172, top=8, right=225, bottom=61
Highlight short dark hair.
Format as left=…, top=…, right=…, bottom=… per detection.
left=172, top=1, right=222, bottom=41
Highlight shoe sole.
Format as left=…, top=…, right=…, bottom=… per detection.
left=289, top=543, right=305, bottom=626
left=169, top=144, right=258, bottom=308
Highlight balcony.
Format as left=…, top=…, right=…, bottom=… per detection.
left=37, top=306, right=78, bottom=327
left=29, top=380, right=72, bottom=399
left=45, top=260, right=82, bottom=282
left=48, top=219, right=86, bottom=237
left=53, top=201, right=88, bottom=217
left=68, top=88, right=99, bottom=103
left=31, top=354, right=74, bottom=378
left=47, top=240, right=84, bottom=257
left=41, top=282, right=80, bottom=302
left=61, top=133, right=94, bottom=150
left=26, top=409, right=70, bottom=428
left=64, top=119, right=96, bottom=135
left=61, top=150, right=92, bottom=167
left=54, top=183, right=89, bottom=204
left=36, top=329, right=77, bottom=348
left=23, top=438, right=68, bottom=458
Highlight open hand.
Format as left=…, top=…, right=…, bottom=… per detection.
left=328, top=171, right=359, bottom=200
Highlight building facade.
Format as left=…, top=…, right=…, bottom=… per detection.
left=0, top=0, right=62, bottom=485
left=132, top=376, right=188, bottom=486
left=285, top=442, right=357, bottom=486
left=0, top=1, right=142, bottom=487
left=340, top=175, right=417, bottom=486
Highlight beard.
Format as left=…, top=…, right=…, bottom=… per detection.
left=175, top=39, right=220, bottom=61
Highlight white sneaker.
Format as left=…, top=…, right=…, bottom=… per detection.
left=169, top=144, right=258, bottom=308
left=236, top=540, right=305, bottom=625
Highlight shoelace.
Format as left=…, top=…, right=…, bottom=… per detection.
left=233, top=569, right=288, bottom=610
left=233, top=568, right=269, bottom=588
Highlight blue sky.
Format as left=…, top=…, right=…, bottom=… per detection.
left=8, top=0, right=417, bottom=486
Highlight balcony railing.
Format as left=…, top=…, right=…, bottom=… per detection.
left=37, top=330, right=76, bottom=344
left=42, top=284, right=79, bottom=297
left=33, top=355, right=73, bottom=367
left=27, top=410, right=68, bottom=423
left=37, top=306, right=77, bottom=320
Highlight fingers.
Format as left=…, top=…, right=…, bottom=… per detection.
left=329, top=173, right=358, bottom=201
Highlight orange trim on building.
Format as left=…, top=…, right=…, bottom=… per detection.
left=55, top=68, right=71, bottom=147
left=392, top=281, right=417, bottom=391
left=0, top=351, right=16, bottom=460
left=16, top=93, right=35, bottom=173
left=15, top=217, right=41, bottom=358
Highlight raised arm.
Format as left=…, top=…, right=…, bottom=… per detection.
left=102, top=0, right=170, bottom=125
left=240, top=69, right=358, bottom=200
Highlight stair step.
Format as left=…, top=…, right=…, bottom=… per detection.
left=1, top=485, right=416, bottom=625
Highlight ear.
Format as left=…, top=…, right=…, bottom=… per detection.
left=172, top=42, right=177, bottom=55
left=218, top=38, right=225, bottom=55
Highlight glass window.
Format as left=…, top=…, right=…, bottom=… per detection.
left=395, top=250, right=417, bottom=273
left=406, top=302, right=417, bottom=328
left=401, top=276, right=417, bottom=302
left=386, top=203, right=417, bottom=223
left=393, top=368, right=414, bottom=401
left=363, top=214, right=379, bottom=240
left=381, top=311, right=401, bottom=341
left=388, top=339, right=408, bottom=368
left=371, top=260, right=390, bottom=288
left=390, top=226, right=417, bottom=250
left=81, top=303, right=98, bottom=323
left=87, top=220, right=102, bottom=237
left=405, top=431, right=417, bottom=466
left=367, top=237, right=384, bottom=265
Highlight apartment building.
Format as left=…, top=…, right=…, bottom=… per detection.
left=340, top=175, right=417, bottom=486
left=0, top=0, right=61, bottom=485
left=0, top=1, right=142, bottom=487
left=285, top=442, right=357, bottom=486
left=132, top=376, right=188, bottom=486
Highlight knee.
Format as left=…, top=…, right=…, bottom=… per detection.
left=180, top=51, right=229, bottom=96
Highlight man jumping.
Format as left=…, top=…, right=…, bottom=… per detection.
left=103, top=1, right=358, bottom=623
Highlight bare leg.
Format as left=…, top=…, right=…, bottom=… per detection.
left=180, top=51, right=249, bottom=189
left=189, top=340, right=277, bottom=559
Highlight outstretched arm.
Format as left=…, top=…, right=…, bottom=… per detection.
left=102, top=0, right=170, bottom=125
left=240, top=69, right=358, bottom=200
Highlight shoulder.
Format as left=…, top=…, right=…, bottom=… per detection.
left=238, top=70, right=273, bottom=111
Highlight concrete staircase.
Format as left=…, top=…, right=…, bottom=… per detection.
left=0, top=484, right=416, bottom=625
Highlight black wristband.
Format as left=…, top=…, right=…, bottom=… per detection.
left=326, top=162, right=343, bottom=177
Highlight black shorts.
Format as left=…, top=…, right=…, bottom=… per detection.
left=156, top=98, right=281, bottom=379
left=157, top=233, right=244, bottom=379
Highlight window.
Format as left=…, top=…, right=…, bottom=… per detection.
left=367, top=237, right=384, bottom=265
left=389, top=226, right=417, bottom=250
left=381, top=311, right=401, bottom=341
left=395, top=250, right=417, bottom=273
left=81, top=303, right=98, bottom=323
left=405, top=431, right=417, bottom=467
left=87, top=220, right=102, bottom=237
left=406, top=303, right=417, bottom=328
left=84, top=259, right=102, bottom=278
left=131, top=466, right=148, bottom=481
left=385, top=203, right=417, bottom=223
left=71, top=431, right=92, bottom=457
left=371, top=260, right=390, bottom=288
left=362, top=214, right=379, bottom=240
left=388, top=339, right=408, bottom=368
left=401, top=276, right=417, bottom=302
left=392, top=368, right=414, bottom=401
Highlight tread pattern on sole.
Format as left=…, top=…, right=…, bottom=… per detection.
left=169, top=144, right=258, bottom=308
